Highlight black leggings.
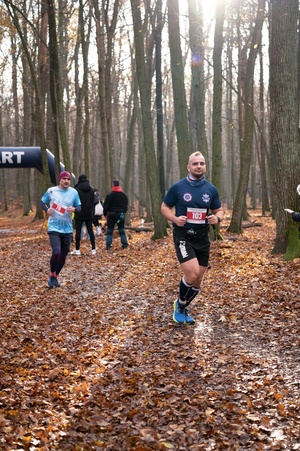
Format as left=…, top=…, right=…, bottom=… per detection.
left=93, top=215, right=102, bottom=227
left=75, top=219, right=95, bottom=249
left=49, top=231, right=73, bottom=275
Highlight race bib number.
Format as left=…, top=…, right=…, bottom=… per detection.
left=52, top=202, right=66, bottom=215
left=186, top=208, right=207, bottom=224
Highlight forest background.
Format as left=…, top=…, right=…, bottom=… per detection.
left=0, top=0, right=300, bottom=257
left=1, top=1, right=300, bottom=448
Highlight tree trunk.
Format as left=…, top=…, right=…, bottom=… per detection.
left=21, top=2, right=32, bottom=216
left=124, top=74, right=138, bottom=224
left=79, top=0, right=91, bottom=177
left=4, top=0, right=49, bottom=223
left=211, top=0, right=225, bottom=195
left=72, top=24, right=83, bottom=178
left=47, top=0, right=71, bottom=175
left=258, top=46, right=270, bottom=215
left=188, top=0, right=208, bottom=159
left=167, top=0, right=191, bottom=177
left=269, top=0, right=300, bottom=258
left=92, top=0, right=111, bottom=194
left=225, top=26, right=234, bottom=210
left=130, top=0, right=167, bottom=239
left=228, top=0, right=266, bottom=233
left=103, top=0, right=120, bottom=179
left=155, top=0, right=165, bottom=198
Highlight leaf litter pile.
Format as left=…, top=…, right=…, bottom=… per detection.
left=0, top=211, right=299, bottom=451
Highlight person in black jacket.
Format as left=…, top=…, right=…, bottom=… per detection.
left=103, top=179, right=129, bottom=250
left=71, top=174, right=96, bottom=255
left=285, top=184, right=300, bottom=237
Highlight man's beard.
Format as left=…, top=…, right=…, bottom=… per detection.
left=190, top=172, right=203, bottom=180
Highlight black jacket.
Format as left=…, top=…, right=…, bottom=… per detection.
left=292, top=212, right=300, bottom=222
left=103, top=189, right=128, bottom=217
left=74, top=179, right=95, bottom=221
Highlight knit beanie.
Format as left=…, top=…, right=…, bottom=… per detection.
left=59, top=171, right=71, bottom=181
left=113, top=179, right=119, bottom=186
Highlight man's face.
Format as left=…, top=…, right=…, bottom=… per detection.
left=187, top=155, right=206, bottom=179
left=59, top=177, right=71, bottom=190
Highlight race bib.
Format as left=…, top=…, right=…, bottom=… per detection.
left=186, top=208, right=207, bottom=224
left=52, top=202, right=66, bottom=215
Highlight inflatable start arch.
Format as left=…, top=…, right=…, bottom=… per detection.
left=0, top=147, right=75, bottom=184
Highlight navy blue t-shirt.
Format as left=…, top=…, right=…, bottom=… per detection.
left=163, top=177, right=221, bottom=230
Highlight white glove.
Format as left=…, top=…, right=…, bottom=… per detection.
left=297, top=185, right=300, bottom=196
left=284, top=208, right=294, bottom=214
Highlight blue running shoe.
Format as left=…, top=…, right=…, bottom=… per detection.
left=173, top=300, right=186, bottom=324
left=48, top=276, right=56, bottom=288
left=184, top=308, right=195, bottom=324
left=48, top=276, right=60, bottom=288
left=53, top=277, right=60, bottom=287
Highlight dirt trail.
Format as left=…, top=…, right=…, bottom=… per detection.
left=0, top=213, right=299, bottom=450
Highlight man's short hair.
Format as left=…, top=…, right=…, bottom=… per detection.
left=188, top=151, right=205, bottom=164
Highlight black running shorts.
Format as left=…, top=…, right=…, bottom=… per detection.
left=173, top=227, right=210, bottom=267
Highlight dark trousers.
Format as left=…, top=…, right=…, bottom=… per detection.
left=75, top=219, right=95, bottom=249
left=93, top=215, right=102, bottom=227
left=49, top=232, right=73, bottom=275
left=106, top=214, right=128, bottom=248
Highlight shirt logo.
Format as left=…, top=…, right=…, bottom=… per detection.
left=183, top=193, right=192, bottom=202
left=202, top=193, right=210, bottom=203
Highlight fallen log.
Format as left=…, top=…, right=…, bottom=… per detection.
left=125, top=226, right=153, bottom=232
left=242, top=222, right=263, bottom=228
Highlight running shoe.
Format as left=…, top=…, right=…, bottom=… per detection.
left=184, top=308, right=195, bottom=324
left=53, top=277, right=60, bottom=287
left=70, top=250, right=81, bottom=255
left=48, top=276, right=56, bottom=288
left=173, top=300, right=186, bottom=324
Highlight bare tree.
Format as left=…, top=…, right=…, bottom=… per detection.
left=20, top=0, right=33, bottom=215
left=47, top=0, right=71, bottom=174
left=211, top=0, right=225, bottom=195
left=167, top=0, right=191, bottom=177
left=154, top=0, right=165, bottom=197
left=79, top=0, right=91, bottom=176
left=3, top=0, right=50, bottom=218
left=188, top=0, right=208, bottom=159
left=91, top=0, right=111, bottom=194
left=269, top=0, right=300, bottom=258
left=228, top=0, right=266, bottom=234
left=130, top=0, right=167, bottom=238
left=258, top=45, right=270, bottom=215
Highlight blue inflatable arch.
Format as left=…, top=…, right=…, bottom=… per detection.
left=0, top=147, right=75, bottom=185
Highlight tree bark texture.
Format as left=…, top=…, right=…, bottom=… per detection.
left=131, top=0, right=167, bottom=238
left=188, top=0, right=208, bottom=160
left=167, top=0, right=191, bottom=177
left=269, top=0, right=300, bottom=257
left=211, top=0, right=225, bottom=195
left=47, top=0, right=71, bottom=175
left=228, top=0, right=266, bottom=234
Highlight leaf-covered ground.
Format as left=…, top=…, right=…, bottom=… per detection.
left=0, top=211, right=299, bottom=450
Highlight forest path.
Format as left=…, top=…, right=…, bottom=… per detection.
left=0, top=211, right=299, bottom=450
